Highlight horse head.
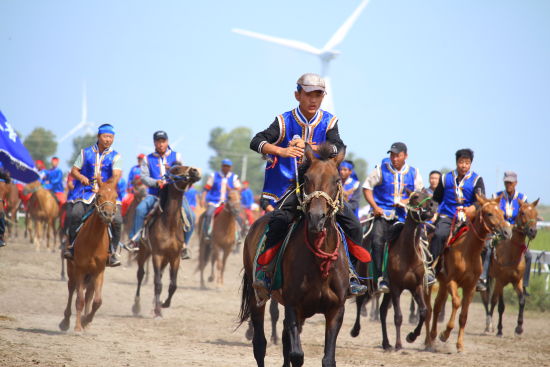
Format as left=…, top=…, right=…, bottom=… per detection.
left=407, top=189, right=438, bottom=222
left=476, top=193, right=512, bottom=240
left=302, top=143, right=345, bottom=234
left=225, top=189, right=242, bottom=216
left=516, top=198, right=539, bottom=240
left=166, top=165, right=202, bottom=192
left=95, top=176, right=118, bottom=224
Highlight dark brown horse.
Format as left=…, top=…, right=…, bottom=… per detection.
left=132, top=165, right=200, bottom=317
left=481, top=199, right=539, bottom=336
left=198, top=189, right=241, bottom=288
left=239, top=144, right=350, bottom=367
left=59, top=176, right=118, bottom=331
left=425, top=194, right=511, bottom=352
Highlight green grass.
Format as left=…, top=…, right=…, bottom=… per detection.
left=530, top=228, right=550, bottom=251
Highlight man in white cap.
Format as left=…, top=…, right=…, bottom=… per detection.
left=478, top=171, right=531, bottom=292
left=249, top=73, right=369, bottom=304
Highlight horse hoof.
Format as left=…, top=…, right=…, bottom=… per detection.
left=59, top=319, right=70, bottom=331
left=395, top=344, right=402, bottom=351
left=382, top=342, right=392, bottom=351
left=161, top=300, right=171, bottom=308
left=350, top=326, right=360, bottom=338
left=132, top=303, right=141, bottom=316
left=496, top=331, right=503, bottom=337
left=406, top=332, right=416, bottom=343
left=515, top=326, right=523, bottom=335
left=74, top=326, right=82, bottom=333
left=208, top=276, right=214, bottom=282
left=289, top=352, right=303, bottom=366
left=439, top=332, right=448, bottom=342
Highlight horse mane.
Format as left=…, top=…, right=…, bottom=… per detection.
left=159, top=184, right=170, bottom=210
left=0, top=169, right=12, bottom=184
left=388, top=222, right=404, bottom=244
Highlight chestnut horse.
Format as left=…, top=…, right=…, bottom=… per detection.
left=481, top=199, right=539, bottom=336
left=239, top=144, right=350, bottom=367
left=59, top=176, right=118, bottom=331
left=198, top=189, right=241, bottom=288
left=425, top=194, right=511, bottom=352
left=25, top=181, right=59, bottom=251
left=132, top=165, right=201, bottom=317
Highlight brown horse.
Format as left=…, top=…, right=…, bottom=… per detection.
left=425, top=194, right=511, bottom=352
left=239, top=144, right=350, bottom=367
left=122, top=182, right=147, bottom=242
left=132, top=165, right=201, bottom=317
left=25, top=181, right=59, bottom=251
left=198, top=189, right=241, bottom=288
left=5, top=183, right=21, bottom=239
left=59, top=176, right=118, bottom=332
left=481, top=199, right=539, bottom=336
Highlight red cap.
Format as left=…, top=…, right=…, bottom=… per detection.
left=35, top=160, right=45, bottom=169
left=138, top=154, right=145, bottom=159
left=51, top=157, right=59, bottom=162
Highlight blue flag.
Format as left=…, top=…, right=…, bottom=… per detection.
left=0, top=110, right=40, bottom=183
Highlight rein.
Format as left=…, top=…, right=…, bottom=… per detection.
left=304, top=220, right=341, bottom=279
left=163, top=168, right=192, bottom=193
left=467, top=203, right=494, bottom=242
left=300, top=181, right=344, bottom=218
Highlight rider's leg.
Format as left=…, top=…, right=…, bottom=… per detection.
left=523, top=249, right=532, bottom=295
left=427, top=216, right=452, bottom=283
left=181, top=197, right=194, bottom=260
left=107, top=204, right=123, bottom=267
left=0, top=210, right=6, bottom=247
left=130, top=195, right=157, bottom=240
left=335, top=203, right=368, bottom=295
left=64, top=201, right=91, bottom=258
left=203, top=204, right=216, bottom=240
left=371, top=217, right=390, bottom=291
left=478, top=240, right=492, bottom=291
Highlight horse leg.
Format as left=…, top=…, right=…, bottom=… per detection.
left=429, top=281, right=447, bottom=342
left=480, top=277, right=492, bottom=332
left=322, top=305, right=345, bottom=367
left=370, top=293, right=380, bottom=322
left=60, top=245, right=66, bottom=281
left=218, top=248, right=231, bottom=286
left=132, top=254, right=148, bottom=316
left=74, top=274, right=85, bottom=332
left=82, top=272, right=104, bottom=329
left=391, top=290, right=404, bottom=350
left=514, top=280, right=525, bottom=335
left=283, top=306, right=304, bottom=366
left=439, top=280, right=460, bottom=343
left=208, top=243, right=218, bottom=283
left=59, top=272, right=75, bottom=331
left=270, top=298, right=279, bottom=345
left=84, top=277, right=95, bottom=317
left=152, top=255, right=165, bottom=317
left=380, top=292, right=392, bottom=350
left=350, top=293, right=368, bottom=337
left=424, top=285, right=433, bottom=349
left=456, top=286, right=475, bottom=352
left=407, top=284, right=427, bottom=344
left=497, top=292, right=506, bottom=337
left=251, top=302, right=267, bottom=367
left=409, top=296, right=418, bottom=324
left=490, top=280, right=504, bottom=335
left=162, top=256, right=180, bottom=308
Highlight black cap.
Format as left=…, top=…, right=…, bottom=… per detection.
left=387, top=142, right=407, bottom=154
left=153, top=130, right=168, bottom=141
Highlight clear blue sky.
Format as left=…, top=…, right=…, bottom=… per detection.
left=1, top=1, right=549, bottom=202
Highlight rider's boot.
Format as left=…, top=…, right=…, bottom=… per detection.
left=349, top=275, right=368, bottom=296
left=0, top=236, right=6, bottom=248
left=107, top=241, right=121, bottom=267
left=180, top=245, right=191, bottom=260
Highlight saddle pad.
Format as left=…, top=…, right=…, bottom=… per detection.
left=448, top=226, right=469, bottom=247
left=213, top=204, right=225, bottom=218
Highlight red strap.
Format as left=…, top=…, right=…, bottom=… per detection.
left=448, top=226, right=469, bottom=247
left=304, top=224, right=340, bottom=279
left=346, top=235, right=371, bottom=263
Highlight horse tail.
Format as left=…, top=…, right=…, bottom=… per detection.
left=237, top=270, right=253, bottom=327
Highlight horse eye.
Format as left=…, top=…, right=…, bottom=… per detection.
left=487, top=213, right=493, bottom=217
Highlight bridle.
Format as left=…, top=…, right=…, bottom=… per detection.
left=404, top=194, right=433, bottom=224
left=163, top=166, right=193, bottom=192
left=300, top=181, right=344, bottom=218
left=468, top=202, right=499, bottom=241
left=95, top=197, right=116, bottom=221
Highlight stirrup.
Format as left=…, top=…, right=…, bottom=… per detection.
left=107, top=253, right=121, bottom=267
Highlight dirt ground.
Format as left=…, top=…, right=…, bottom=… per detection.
left=1, top=235, right=549, bottom=367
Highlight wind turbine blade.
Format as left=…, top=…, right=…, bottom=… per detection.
left=321, top=76, right=335, bottom=114
left=81, top=81, right=88, bottom=124
left=171, top=135, right=185, bottom=149
left=322, top=0, right=369, bottom=52
left=232, top=28, right=322, bottom=55
left=59, top=121, right=86, bottom=143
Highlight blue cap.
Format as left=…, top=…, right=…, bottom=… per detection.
left=221, top=158, right=232, bottom=166
left=98, top=123, right=115, bottom=135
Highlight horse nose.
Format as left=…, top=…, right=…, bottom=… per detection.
left=307, top=211, right=326, bottom=233
left=502, top=226, right=513, bottom=240
left=528, top=228, right=537, bottom=240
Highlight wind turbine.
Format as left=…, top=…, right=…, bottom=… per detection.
left=232, top=0, right=369, bottom=112
left=59, top=82, right=96, bottom=143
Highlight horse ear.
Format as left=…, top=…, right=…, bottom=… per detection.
left=531, top=198, right=540, bottom=208
left=476, top=193, right=488, bottom=205
left=304, top=143, right=315, bottom=164
left=333, top=146, right=346, bottom=166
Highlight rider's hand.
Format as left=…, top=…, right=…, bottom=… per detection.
left=80, top=177, right=90, bottom=186
left=157, top=179, right=166, bottom=188
left=280, top=146, right=304, bottom=158
left=265, top=204, right=275, bottom=212
left=373, top=206, right=385, bottom=217
left=290, top=138, right=306, bottom=149
left=464, top=205, right=476, bottom=219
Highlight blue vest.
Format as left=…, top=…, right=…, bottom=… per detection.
left=372, top=158, right=417, bottom=221
left=117, top=177, right=127, bottom=201
left=495, top=190, right=527, bottom=224
left=127, top=165, right=141, bottom=187
left=438, top=170, right=480, bottom=218
left=343, top=176, right=360, bottom=217
left=241, top=187, right=254, bottom=208
left=185, top=187, right=198, bottom=208
left=206, top=171, right=239, bottom=205
left=72, top=145, right=121, bottom=204
left=146, top=150, right=179, bottom=196
left=262, top=108, right=338, bottom=204
left=43, top=167, right=64, bottom=193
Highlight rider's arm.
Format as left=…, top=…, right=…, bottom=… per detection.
left=250, top=118, right=304, bottom=158
left=138, top=156, right=158, bottom=188
left=325, top=121, right=344, bottom=154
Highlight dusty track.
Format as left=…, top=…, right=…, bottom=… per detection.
left=1, top=236, right=549, bottom=366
